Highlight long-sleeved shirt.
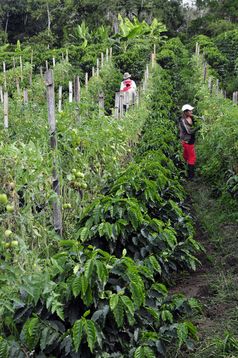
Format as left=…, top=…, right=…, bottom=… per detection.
left=120, top=79, right=137, bottom=92
left=179, top=117, right=200, bottom=144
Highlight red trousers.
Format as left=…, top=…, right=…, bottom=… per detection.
left=182, top=141, right=196, bottom=165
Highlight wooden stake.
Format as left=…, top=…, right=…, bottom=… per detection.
left=40, top=66, right=43, bottom=78
left=85, top=72, right=88, bottom=90
left=0, top=86, right=3, bottom=103
left=119, top=92, right=124, bottom=118
left=74, top=76, right=80, bottom=103
left=58, top=85, right=62, bottom=112
left=115, top=92, right=120, bottom=119
left=29, top=50, right=33, bottom=85
left=52, top=57, right=56, bottom=67
left=96, top=58, right=100, bottom=76
left=45, top=69, right=62, bottom=236
left=106, top=48, right=109, bottom=62
left=19, top=56, right=23, bottom=81
left=101, top=52, right=104, bottom=68
left=109, top=47, right=112, bottom=60
left=3, top=62, right=6, bottom=90
left=99, top=92, right=104, bottom=115
left=3, top=92, right=8, bottom=128
left=69, top=81, right=73, bottom=102
left=46, top=60, right=49, bottom=71
left=23, top=89, right=28, bottom=104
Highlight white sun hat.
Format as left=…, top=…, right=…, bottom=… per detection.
left=182, top=104, right=194, bottom=112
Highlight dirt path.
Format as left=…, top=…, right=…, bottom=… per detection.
left=170, top=178, right=238, bottom=358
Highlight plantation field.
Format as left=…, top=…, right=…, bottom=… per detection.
left=0, top=10, right=238, bottom=358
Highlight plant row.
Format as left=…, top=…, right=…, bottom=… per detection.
left=0, top=65, right=201, bottom=357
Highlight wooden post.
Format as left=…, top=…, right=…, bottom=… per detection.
left=96, top=58, right=100, bottom=76
left=232, top=92, right=238, bottom=104
left=45, top=69, right=62, bottom=236
left=136, top=89, right=140, bottom=106
left=146, top=64, right=149, bottom=80
left=109, top=47, right=112, bottom=60
left=16, top=78, right=20, bottom=95
left=0, top=86, right=3, bottom=103
left=99, top=92, right=104, bottom=115
left=85, top=72, right=88, bottom=90
left=3, top=92, right=8, bottom=129
left=23, top=89, right=28, bottom=104
left=3, top=62, right=7, bottom=90
left=92, top=66, right=95, bottom=77
left=124, top=91, right=130, bottom=111
left=153, top=44, right=156, bottom=56
left=74, top=76, right=80, bottom=103
left=58, top=85, right=62, bottom=112
left=131, top=91, right=136, bottom=106
left=195, top=42, right=198, bottom=55
left=45, top=60, right=49, bottom=71
left=106, top=48, right=109, bottom=62
left=19, top=56, right=23, bottom=81
left=29, top=50, right=33, bottom=85
left=66, top=49, right=69, bottom=62
left=119, top=92, right=124, bottom=118
left=115, top=92, right=120, bottom=119
left=101, top=52, right=104, bottom=68
left=69, top=81, right=73, bottom=102
left=151, top=53, right=156, bottom=68
left=232, top=92, right=235, bottom=104
left=52, top=57, right=56, bottom=67
left=216, top=79, right=219, bottom=95
left=40, top=66, right=43, bottom=78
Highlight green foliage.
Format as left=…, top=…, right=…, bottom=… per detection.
left=0, top=62, right=199, bottom=357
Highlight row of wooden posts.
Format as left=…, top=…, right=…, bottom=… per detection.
left=46, top=50, right=156, bottom=235
left=1, top=47, right=113, bottom=89
left=195, top=42, right=238, bottom=102
left=1, top=47, right=157, bottom=128
left=0, top=45, right=156, bottom=235
left=0, top=47, right=115, bottom=128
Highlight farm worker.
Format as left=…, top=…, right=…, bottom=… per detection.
left=120, top=72, right=137, bottom=111
left=179, top=104, right=200, bottom=179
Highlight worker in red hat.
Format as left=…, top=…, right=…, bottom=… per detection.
left=179, top=104, right=200, bottom=179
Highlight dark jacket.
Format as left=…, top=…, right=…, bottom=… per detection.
left=179, top=117, right=200, bottom=144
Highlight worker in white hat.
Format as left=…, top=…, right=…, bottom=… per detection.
left=179, top=104, right=200, bottom=179
left=120, top=72, right=137, bottom=113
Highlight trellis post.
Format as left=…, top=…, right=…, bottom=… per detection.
left=3, top=92, right=8, bottom=129
left=45, top=69, right=62, bottom=236
left=58, top=85, right=62, bottom=112
left=69, top=81, right=73, bottom=102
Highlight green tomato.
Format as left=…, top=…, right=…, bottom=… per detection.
left=6, top=205, right=14, bottom=213
left=11, top=240, right=19, bottom=247
left=81, top=182, right=88, bottom=189
left=0, top=194, right=8, bottom=205
left=4, top=229, right=13, bottom=238
left=75, top=171, right=85, bottom=179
